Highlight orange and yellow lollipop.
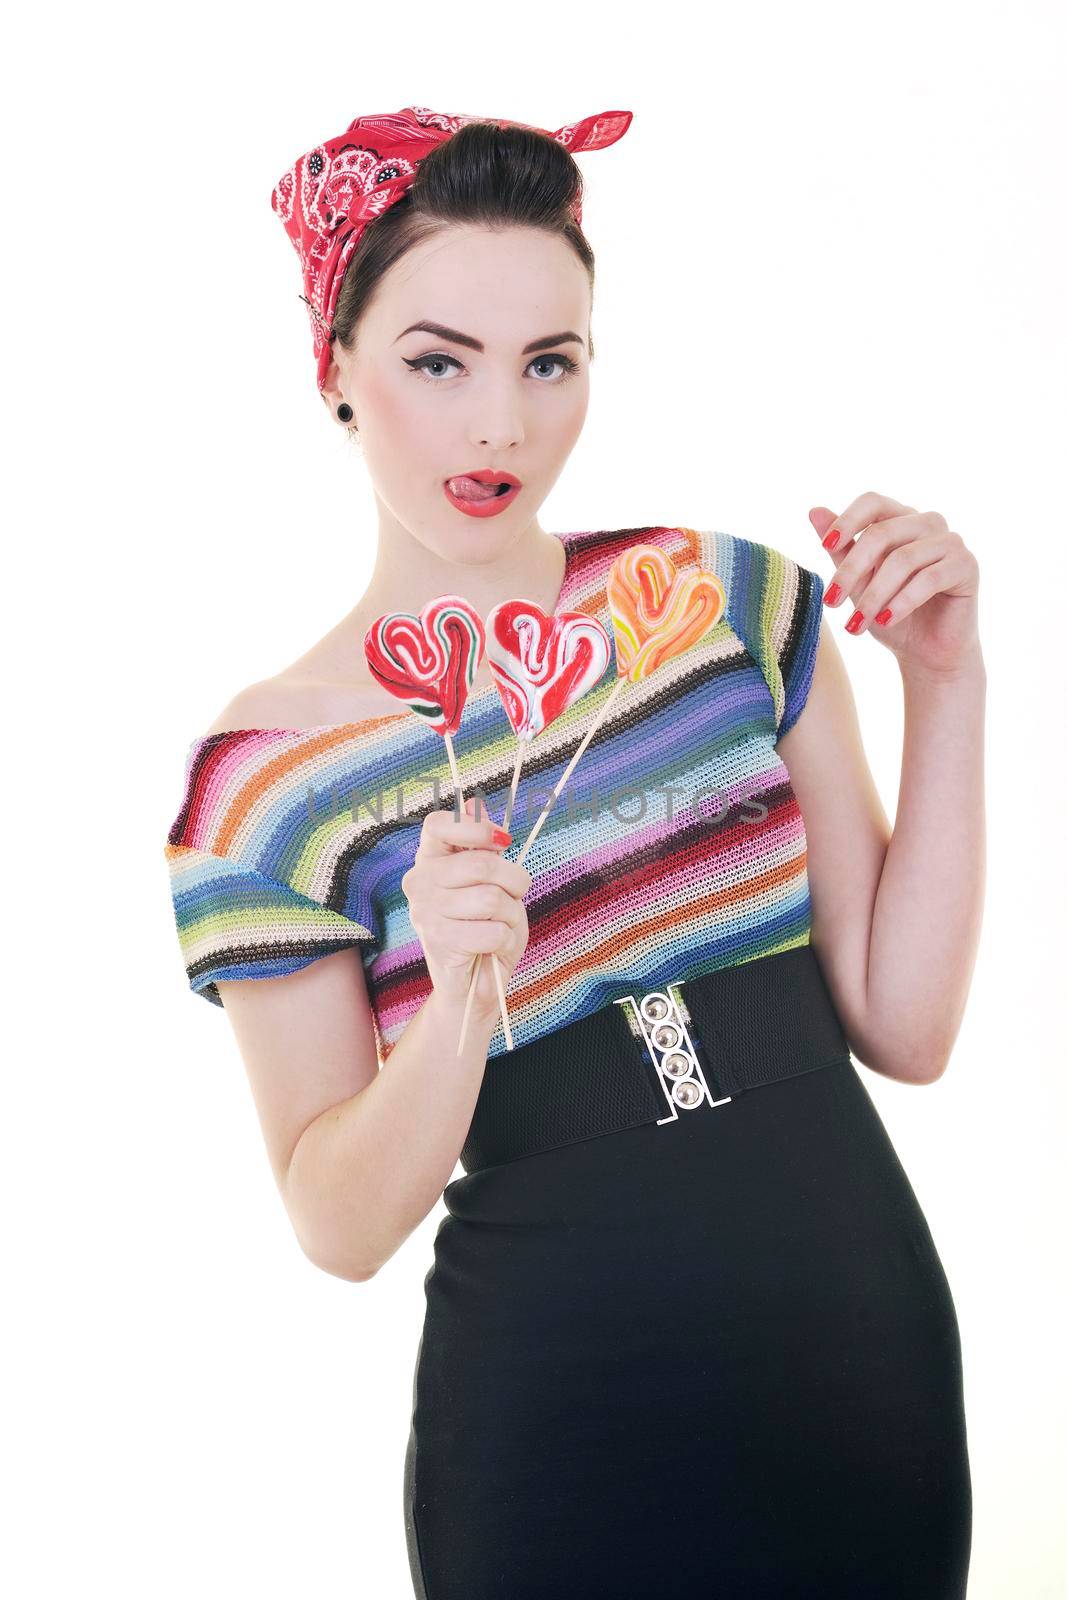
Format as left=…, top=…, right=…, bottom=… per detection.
left=607, top=539, right=727, bottom=680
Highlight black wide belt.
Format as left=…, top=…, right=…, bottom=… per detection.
left=459, top=945, right=852, bottom=1175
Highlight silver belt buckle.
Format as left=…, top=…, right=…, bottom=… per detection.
left=613, top=982, right=732, bottom=1124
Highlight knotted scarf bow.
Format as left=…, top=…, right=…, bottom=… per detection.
left=270, top=105, right=633, bottom=390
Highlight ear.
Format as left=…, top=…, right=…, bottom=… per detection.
left=319, top=357, right=344, bottom=408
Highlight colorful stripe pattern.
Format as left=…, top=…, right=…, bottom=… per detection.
left=164, top=526, right=825, bottom=1061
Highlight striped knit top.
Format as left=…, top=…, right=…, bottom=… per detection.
left=164, top=525, right=825, bottom=1061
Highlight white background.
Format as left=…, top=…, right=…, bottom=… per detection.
left=6, top=1, right=1064, bottom=1594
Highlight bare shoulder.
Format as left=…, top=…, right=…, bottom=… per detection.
left=201, top=607, right=399, bottom=736
left=202, top=671, right=394, bottom=736
left=203, top=677, right=320, bottom=736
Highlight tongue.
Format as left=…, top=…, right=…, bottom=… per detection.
left=449, top=476, right=501, bottom=501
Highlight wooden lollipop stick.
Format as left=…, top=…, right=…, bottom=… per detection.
left=501, top=746, right=525, bottom=834
left=517, top=679, right=625, bottom=866
left=455, top=538, right=727, bottom=1057
left=457, top=745, right=526, bottom=1054
left=445, top=733, right=514, bottom=1053
left=457, top=678, right=627, bottom=1053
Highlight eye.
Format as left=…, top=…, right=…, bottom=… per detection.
left=403, top=352, right=580, bottom=385
left=404, top=353, right=465, bottom=382
left=527, top=354, right=580, bottom=383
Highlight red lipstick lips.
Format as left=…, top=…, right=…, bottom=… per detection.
left=443, top=469, right=522, bottom=518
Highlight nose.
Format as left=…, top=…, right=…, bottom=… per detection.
left=470, top=422, right=523, bottom=450
left=468, top=383, right=525, bottom=451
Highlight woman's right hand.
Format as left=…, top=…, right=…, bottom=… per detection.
left=401, top=797, right=534, bottom=1018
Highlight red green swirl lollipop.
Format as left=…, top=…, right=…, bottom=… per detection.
left=364, top=592, right=518, bottom=1048
left=363, top=595, right=485, bottom=735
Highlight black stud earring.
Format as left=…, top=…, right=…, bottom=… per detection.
left=337, top=402, right=353, bottom=423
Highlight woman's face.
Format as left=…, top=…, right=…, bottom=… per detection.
left=323, top=224, right=592, bottom=564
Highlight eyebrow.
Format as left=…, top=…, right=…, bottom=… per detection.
left=394, top=320, right=585, bottom=355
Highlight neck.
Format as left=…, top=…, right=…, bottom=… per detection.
left=358, top=508, right=567, bottom=626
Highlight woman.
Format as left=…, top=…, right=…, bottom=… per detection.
left=164, top=107, right=981, bottom=1598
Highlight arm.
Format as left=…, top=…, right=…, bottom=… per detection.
left=778, top=492, right=986, bottom=1086
left=218, top=953, right=500, bottom=1281
left=216, top=800, right=531, bottom=1282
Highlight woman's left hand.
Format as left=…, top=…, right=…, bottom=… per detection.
left=809, top=492, right=980, bottom=675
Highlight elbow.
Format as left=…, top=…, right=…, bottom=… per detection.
left=281, top=1159, right=381, bottom=1282
left=287, top=1203, right=381, bottom=1281
left=912, top=1053, right=951, bottom=1086
left=907, top=1030, right=959, bottom=1084
left=853, top=1034, right=955, bottom=1086
left=890, top=1046, right=954, bottom=1086
left=298, top=1232, right=380, bottom=1282
left=324, top=1258, right=379, bottom=1284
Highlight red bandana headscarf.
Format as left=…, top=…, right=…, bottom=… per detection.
left=270, top=106, right=633, bottom=391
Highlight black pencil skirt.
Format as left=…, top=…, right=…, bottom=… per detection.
left=402, top=954, right=972, bottom=1598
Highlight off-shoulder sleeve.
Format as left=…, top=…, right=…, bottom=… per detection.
left=717, top=533, right=825, bottom=738
left=164, top=842, right=378, bottom=1007
left=164, top=729, right=382, bottom=1008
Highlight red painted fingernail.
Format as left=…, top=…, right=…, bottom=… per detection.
left=845, top=611, right=865, bottom=634
left=824, top=581, right=842, bottom=605
left=492, top=826, right=513, bottom=846
left=822, top=529, right=840, bottom=551
left=875, top=607, right=893, bottom=626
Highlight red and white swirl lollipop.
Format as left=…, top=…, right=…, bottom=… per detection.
left=456, top=599, right=612, bottom=1052
left=487, top=601, right=612, bottom=743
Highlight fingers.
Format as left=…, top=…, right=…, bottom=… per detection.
left=403, top=850, right=533, bottom=921
left=814, top=501, right=942, bottom=635
left=847, top=534, right=971, bottom=635
left=401, top=803, right=533, bottom=943
left=416, top=798, right=513, bottom=860
left=442, top=916, right=521, bottom=958
left=427, top=889, right=527, bottom=960
left=438, top=882, right=525, bottom=932
left=436, top=850, right=534, bottom=898
left=402, top=799, right=535, bottom=996
left=815, top=490, right=916, bottom=555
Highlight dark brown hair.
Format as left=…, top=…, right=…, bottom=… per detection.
left=328, top=120, right=598, bottom=377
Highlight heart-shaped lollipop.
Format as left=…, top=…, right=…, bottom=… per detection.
left=606, top=541, right=726, bottom=681
left=485, top=601, right=612, bottom=742
left=366, top=591, right=516, bottom=1049
left=457, top=598, right=610, bottom=1057
left=363, top=595, right=486, bottom=735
